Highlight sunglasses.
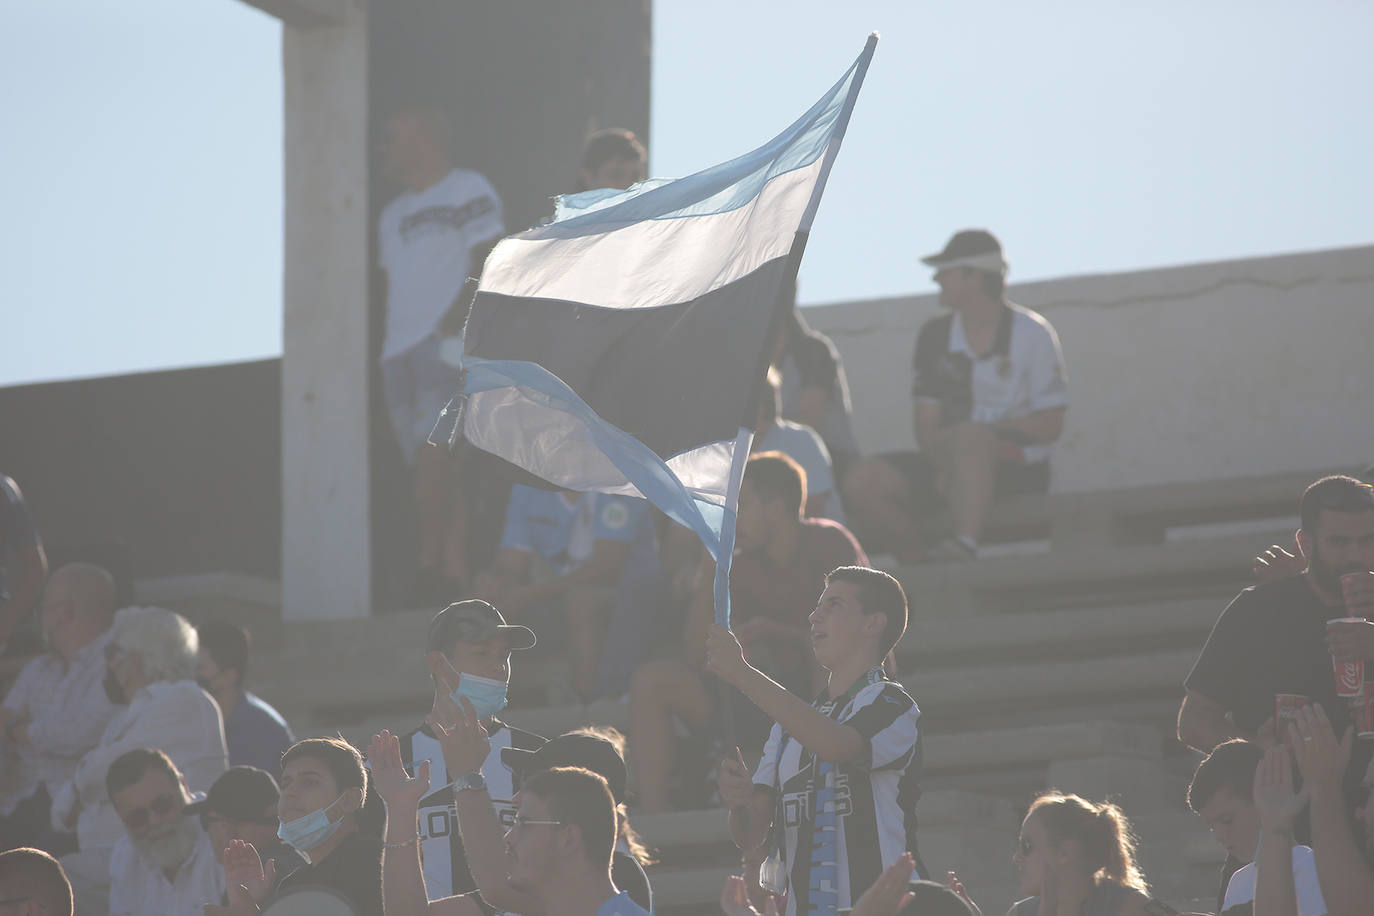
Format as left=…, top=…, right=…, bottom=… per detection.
left=509, top=814, right=564, bottom=830
left=121, top=793, right=181, bottom=830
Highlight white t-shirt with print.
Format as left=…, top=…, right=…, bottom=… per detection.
left=1221, top=843, right=1327, bottom=915
left=379, top=168, right=504, bottom=360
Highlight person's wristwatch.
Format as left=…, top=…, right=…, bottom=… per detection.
left=453, top=771, right=487, bottom=794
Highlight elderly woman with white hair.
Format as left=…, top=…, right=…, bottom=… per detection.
left=51, top=606, right=229, bottom=916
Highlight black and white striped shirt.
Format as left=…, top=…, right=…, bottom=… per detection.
left=398, top=721, right=545, bottom=904
left=753, top=669, right=923, bottom=916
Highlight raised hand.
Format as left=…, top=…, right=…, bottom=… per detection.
left=1253, top=745, right=1306, bottom=833
left=222, top=839, right=275, bottom=906
left=368, top=730, right=431, bottom=812
left=427, top=656, right=491, bottom=776
left=1252, top=539, right=1304, bottom=582
left=946, top=871, right=982, bottom=916
left=705, top=624, right=751, bottom=687
left=851, top=852, right=916, bottom=916
left=718, top=746, right=756, bottom=809
left=1290, top=703, right=1353, bottom=798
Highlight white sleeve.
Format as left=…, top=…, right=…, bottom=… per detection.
left=1025, top=320, right=1068, bottom=414
left=1291, top=846, right=1328, bottom=916
left=844, top=684, right=920, bottom=771
left=753, top=724, right=783, bottom=788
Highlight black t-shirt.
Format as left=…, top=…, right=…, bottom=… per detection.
left=612, top=850, right=652, bottom=913
left=1185, top=576, right=1351, bottom=737
left=274, top=830, right=382, bottom=916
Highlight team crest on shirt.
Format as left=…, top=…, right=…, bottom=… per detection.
left=600, top=500, right=630, bottom=531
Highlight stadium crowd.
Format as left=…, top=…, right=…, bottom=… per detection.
left=1, top=107, right=1372, bottom=916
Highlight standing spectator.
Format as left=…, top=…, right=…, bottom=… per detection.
left=378, top=102, right=505, bottom=600
left=0, top=563, right=119, bottom=853
left=106, top=749, right=223, bottom=916
left=629, top=453, right=867, bottom=813
left=754, top=369, right=845, bottom=522
left=843, top=229, right=1067, bottom=562
left=1187, top=740, right=1327, bottom=915
left=50, top=606, right=227, bottom=913
left=772, top=285, right=861, bottom=482
left=711, top=566, right=922, bottom=916
left=577, top=128, right=647, bottom=192
left=475, top=486, right=650, bottom=703
left=1008, top=793, right=1156, bottom=916
left=393, top=600, right=542, bottom=900
left=0, top=846, right=73, bottom=916
left=188, top=766, right=302, bottom=887
left=1178, top=475, right=1374, bottom=785
left=195, top=620, right=294, bottom=774
left=0, top=474, right=48, bottom=675
left=217, top=737, right=380, bottom=916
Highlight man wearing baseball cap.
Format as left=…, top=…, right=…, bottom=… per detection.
left=187, top=766, right=302, bottom=878
left=843, top=229, right=1068, bottom=562
left=393, top=600, right=545, bottom=904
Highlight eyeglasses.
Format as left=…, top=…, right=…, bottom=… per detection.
left=121, top=793, right=181, bottom=830
left=510, top=815, right=564, bottom=830
left=1017, top=836, right=1034, bottom=856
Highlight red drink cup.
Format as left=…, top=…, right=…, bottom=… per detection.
left=1275, top=694, right=1311, bottom=744
left=1328, top=617, right=1366, bottom=698
left=1351, top=690, right=1374, bottom=740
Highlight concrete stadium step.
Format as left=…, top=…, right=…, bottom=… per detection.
left=894, top=595, right=1221, bottom=666
left=135, top=573, right=284, bottom=637
left=635, top=789, right=1018, bottom=855
left=893, top=526, right=1291, bottom=614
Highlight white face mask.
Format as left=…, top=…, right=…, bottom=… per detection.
left=277, top=793, right=349, bottom=853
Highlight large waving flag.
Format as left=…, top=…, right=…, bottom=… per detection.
left=439, top=34, right=878, bottom=625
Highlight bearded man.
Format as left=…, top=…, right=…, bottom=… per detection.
left=107, top=748, right=224, bottom=916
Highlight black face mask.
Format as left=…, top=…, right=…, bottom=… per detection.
left=103, top=669, right=129, bottom=706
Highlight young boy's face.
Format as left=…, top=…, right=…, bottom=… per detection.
left=1200, top=788, right=1261, bottom=863
left=442, top=635, right=512, bottom=684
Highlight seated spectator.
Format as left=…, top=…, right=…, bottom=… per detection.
left=712, top=566, right=921, bottom=916
left=0, top=473, right=48, bottom=676
left=195, top=620, right=294, bottom=774
left=577, top=127, right=648, bottom=192
left=0, top=563, right=120, bottom=854
left=475, top=484, right=651, bottom=703
left=217, top=737, right=380, bottom=916
left=721, top=854, right=979, bottom=916
left=50, top=606, right=227, bottom=913
left=0, top=846, right=73, bottom=916
left=754, top=368, right=845, bottom=522
left=188, top=766, right=302, bottom=895
left=1188, top=739, right=1327, bottom=915
left=629, top=452, right=867, bottom=813
left=1008, top=792, right=1156, bottom=916
left=394, top=600, right=542, bottom=901
left=771, top=285, right=861, bottom=482
left=106, top=748, right=223, bottom=916
left=1287, top=703, right=1374, bottom=914
left=843, top=229, right=1067, bottom=562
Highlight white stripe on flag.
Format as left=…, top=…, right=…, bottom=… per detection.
left=480, top=156, right=826, bottom=310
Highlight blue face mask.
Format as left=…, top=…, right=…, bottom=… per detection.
left=451, top=673, right=508, bottom=719
left=277, top=793, right=348, bottom=853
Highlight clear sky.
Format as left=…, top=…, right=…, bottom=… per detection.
left=4, top=1, right=1372, bottom=388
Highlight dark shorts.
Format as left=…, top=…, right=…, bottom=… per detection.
left=879, top=449, right=1051, bottom=546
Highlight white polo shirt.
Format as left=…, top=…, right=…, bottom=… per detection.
left=911, top=302, right=1067, bottom=464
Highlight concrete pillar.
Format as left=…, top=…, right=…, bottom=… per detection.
left=281, top=0, right=371, bottom=620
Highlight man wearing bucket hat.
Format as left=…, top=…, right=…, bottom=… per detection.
left=843, top=229, right=1068, bottom=563
left=391, top=600, right=545, bottom=904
